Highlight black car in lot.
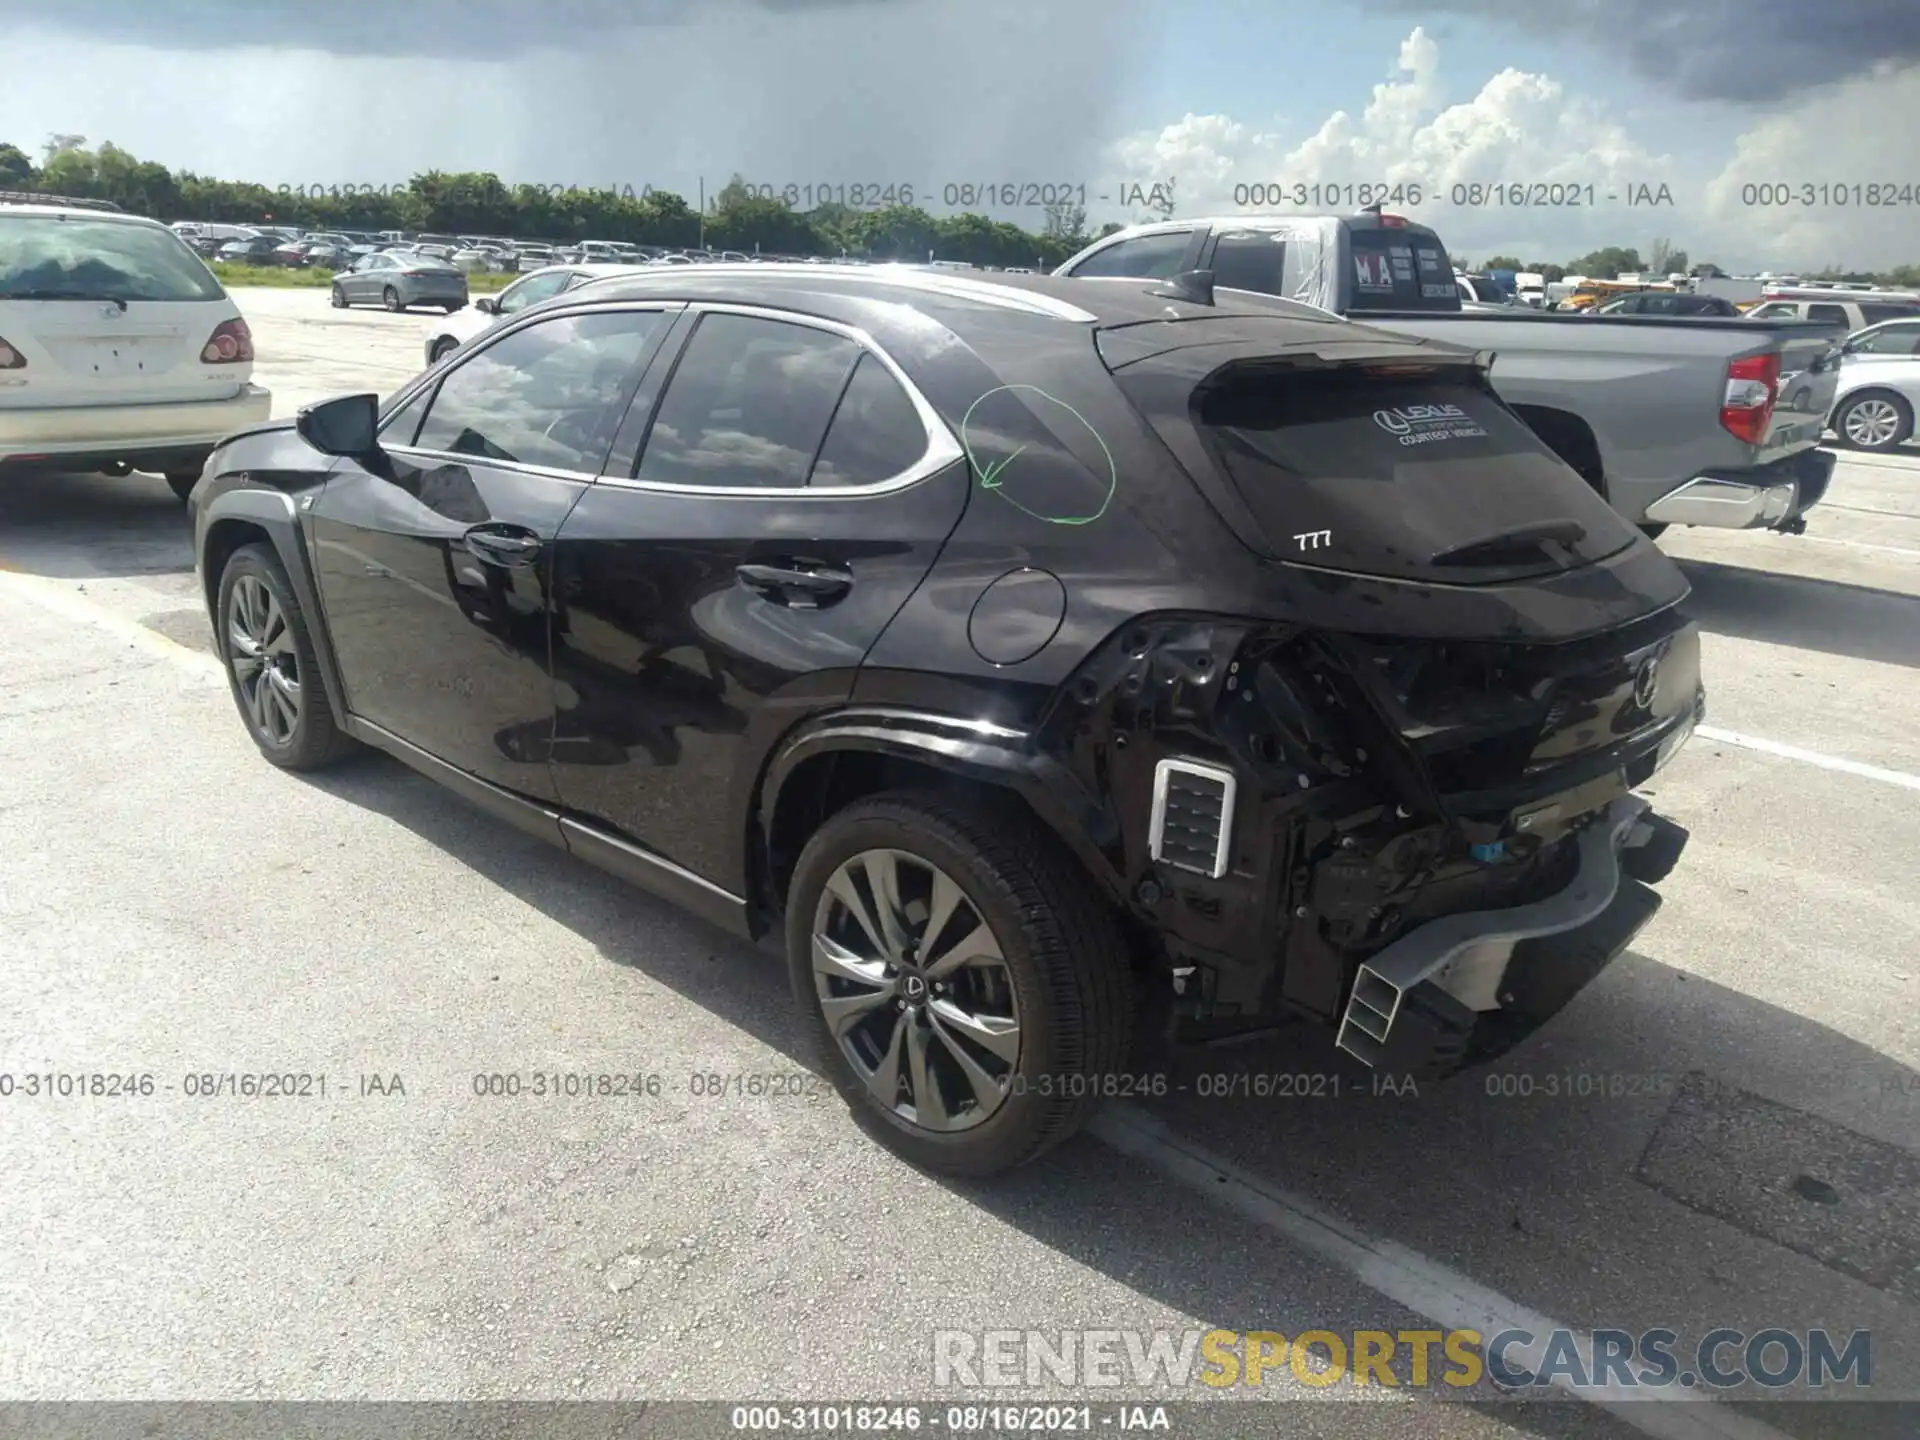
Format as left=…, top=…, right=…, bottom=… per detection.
left=189, top=264, right=1700, bottom=1176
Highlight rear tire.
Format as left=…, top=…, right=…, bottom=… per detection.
left=330, top=284, right=348, bottom=309
left=430, top=337, right=458, bottom=363
left=786, top=792, right=1134, bottom=1177
left=1833, top=391, right=1913, bottom=452
left=165, top=472, right=200, bottom=502
left=382, top=286, right=402, bottom=312
left=215, top=543, right=357, bottom=771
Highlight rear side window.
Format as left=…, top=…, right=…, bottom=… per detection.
left=636, top=313, right=861, bottom=489
left=1808, top=304, right=1849, bottom=326
left=1069, top=231, right=1194, bottom=279
left=1194, top=368, right=1634, bottom=583
left=0, top=216, right=226, bottom=302
left=809, top=353, right=927, bottom=487
left=1347, top=229, right=1460, bottom=313
left=1859, top=303, right=1920, bottom=326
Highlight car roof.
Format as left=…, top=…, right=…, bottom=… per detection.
left=573, top=261, right=1358, bottom=327
left=0, top=202, right=164, bottom=227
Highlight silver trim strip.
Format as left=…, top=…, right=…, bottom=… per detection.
left=556, top=815, right=745, bottom=905
left=1148, top=758, right=1238, bottom=879
left=582, top=262, right=1103, bottom=322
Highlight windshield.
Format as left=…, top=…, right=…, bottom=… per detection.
left=1193, top=367, right=1637, bottom=583
left=0, top=214, right=225, bottom=301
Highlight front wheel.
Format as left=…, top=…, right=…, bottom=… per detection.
left=215, top=543, right=357, bottom=770
left=430, top=337, right=458, bottom=363
left=382, top=286, right=402, bottom=312
left=330, top=284, right=348, bottom=309
left=786, top=792, right=1133, bottom=1176
left=1834, top=392, right=1913, bottom=452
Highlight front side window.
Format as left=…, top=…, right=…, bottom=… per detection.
left=1068, top=231, right=1194, bottom=279
left=1808, top=304, right=1850, bottom=326
left=635, top=313, right=862, bottom=489
left=497, top=270, right=571, bottom=314
left=409, top=310, right=666, bottom=473
left=1851, top=324, right=1920, bottom=355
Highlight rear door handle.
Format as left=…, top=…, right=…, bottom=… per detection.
left=464, top=524, right=542, bottom=567
left=736, top=561, right=853, bottom=608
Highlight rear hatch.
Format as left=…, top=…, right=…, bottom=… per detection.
left=1105, top=333, right=1642, bottom=585
left=0, top=211, right=244, bottom=410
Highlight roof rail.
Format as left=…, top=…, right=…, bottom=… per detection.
left=0, top=189, right=126, bottom=213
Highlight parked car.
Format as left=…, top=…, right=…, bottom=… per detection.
left=1454, top=274, right=1512, bottom=304
left=188, top=264, right=1700, bottom=1175
left=514, top=244, right=557, bottom=273
left=419, top=262, right=646, bottom=364
left=0, top=200, right=270, bottom=501
left=330, top=251, right=468, bottom=313
left=1592, top=292, right=1740, bottom=317
left=1743, top=296, right=1920, bottom=331
left=1056, top=214, right=1844, bottom=539
left=1825, top=317, right=1920, bottom=451
left=217, top=234, right=282, bottom=265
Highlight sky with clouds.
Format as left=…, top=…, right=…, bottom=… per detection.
left=1, top=0, right=1914, bottom=269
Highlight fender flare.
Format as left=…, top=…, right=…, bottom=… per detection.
left=196, top=483, right=352, bottom=725
left=755, top=706, right=1128, bottom=905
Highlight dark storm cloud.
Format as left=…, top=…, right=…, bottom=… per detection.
left=5, top=0, right=903, bottom=58
left=1367, top=0, right=1920, bottom=101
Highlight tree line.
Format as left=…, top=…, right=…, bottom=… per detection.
left=7, top=138, right=1918, bottom=287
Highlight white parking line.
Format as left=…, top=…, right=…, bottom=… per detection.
left=0, top=567, right=224, bottom=681
left=1695, top=725, right=1920, bottom=792
left=1795, top=533, right=1920, bottom=560
left=1091, top=1108, right=1797, bottom=1440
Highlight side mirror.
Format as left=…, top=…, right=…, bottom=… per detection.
left=296, top=393, right=380, bottom=457
left=474, top=296, right=499, bottom=315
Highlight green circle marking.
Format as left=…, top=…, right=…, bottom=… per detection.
left=959, top=383, right=1118, bottom=526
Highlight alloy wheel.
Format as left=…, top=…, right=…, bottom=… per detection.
left=1843, top=398, right=1904, bottom=449
left=227, top=574, right=302, bottom=745
left=811, top=848, right=1021, bottom=1133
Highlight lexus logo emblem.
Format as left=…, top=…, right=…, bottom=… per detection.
left=903, top=974, right=926, bottom=1000
left=1372, top=408, right=1412, bottom=434
left=1633, top=656, right=1660, bottom=710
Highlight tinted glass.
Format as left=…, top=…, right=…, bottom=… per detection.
left=1747, top=302, right=1797, bottom=318
left=1808, top=304, right=1850, bottom=326
left=636, top=313, right=861, bottom=489
left=498, top=270, right=571, bottom=314
left=1859, top=303, right=1920, bottom=326
left=412, top=310, right=664, bottom=472
left=1193, top=369, right=1634, bottom=583
left=0, top=216, right=225, bottom=301
left=1347, top=228, right=1460, bottom=313
left=1070, top=231, right=1193, bottom=279
left=1209, top=231, right=1288, bottom=295
left=809, top=353, right=927, bottom=487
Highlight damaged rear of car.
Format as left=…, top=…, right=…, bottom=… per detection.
left=1070, top=310, right=1699, bottom=1076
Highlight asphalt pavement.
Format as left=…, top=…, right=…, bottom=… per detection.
left=0, top=288, right=1914, bottom=1440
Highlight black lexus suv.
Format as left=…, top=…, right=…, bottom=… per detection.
left=190, top=263, right=1700, bottom=1176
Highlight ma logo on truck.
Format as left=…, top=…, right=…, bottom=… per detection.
left=1372, top=404, right=1488, bottom=446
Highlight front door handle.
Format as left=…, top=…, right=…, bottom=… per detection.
left=736, top=561, right=854, bottom=609
left=464, top=523, right=542, bottom=567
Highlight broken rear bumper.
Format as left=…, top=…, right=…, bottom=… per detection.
left=1336, top=794, right=1690, bottom=1076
